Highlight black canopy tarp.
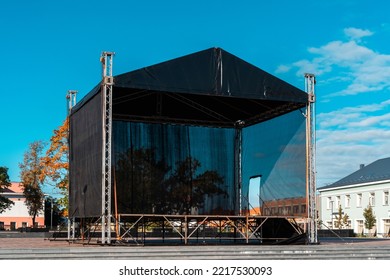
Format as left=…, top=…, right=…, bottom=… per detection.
left=73, top=47, right=307, bottom=127
left=69, top=47, right=308, bottom=218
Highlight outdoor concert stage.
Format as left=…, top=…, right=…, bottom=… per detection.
left=68, top=47, right=316, bottom=245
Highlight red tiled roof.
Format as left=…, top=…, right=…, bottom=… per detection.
left=1, top=182, right=23, bottom=193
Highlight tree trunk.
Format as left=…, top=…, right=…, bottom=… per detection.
left=32, top=213, right=36, bottom=228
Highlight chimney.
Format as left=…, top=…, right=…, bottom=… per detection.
left=360, top=164, right=365, bottom=170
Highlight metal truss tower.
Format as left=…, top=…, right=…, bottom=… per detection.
left=100, top=51, right=115, bottom=244
left=305, top=73, right=318, bottom=244
left=66, top=90, right=77, bottom=241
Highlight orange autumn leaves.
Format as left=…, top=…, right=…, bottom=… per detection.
left=40, top=118, right=69, bottom=214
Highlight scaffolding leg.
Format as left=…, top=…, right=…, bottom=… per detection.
left=305, top=73, right=318, bottom=244
left=101, top=51, right=115, bottom=244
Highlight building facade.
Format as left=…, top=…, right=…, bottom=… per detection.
left=318, top=158, right=390, bottom=237
left=0, top=182, right=45, bottom=230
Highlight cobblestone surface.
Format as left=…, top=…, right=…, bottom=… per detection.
left=1, top=236, right=390, bottom=249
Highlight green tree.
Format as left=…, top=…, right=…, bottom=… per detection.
left=363, top=204, right=376, bottom=235
left=0, top=166, right=14, bottom=214
left=19, top=141, right=46, bottom=227
left=334, top=204, right=349, bottom=229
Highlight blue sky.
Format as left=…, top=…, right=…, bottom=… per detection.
left=1, top=0, right=389, bottom=192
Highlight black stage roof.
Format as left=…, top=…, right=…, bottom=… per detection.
left=72, top=47, right=308, bottom=128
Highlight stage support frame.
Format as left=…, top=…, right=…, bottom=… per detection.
left=66, top=90, right=77, bottom=241
left=305, top=73, right=318, bottom=244
left=67, top=214, right=306, bottom=245
left=101, top=51, right=115, bottom=244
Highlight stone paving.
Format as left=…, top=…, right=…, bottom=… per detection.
left=1, top=236, right=390, bottom=249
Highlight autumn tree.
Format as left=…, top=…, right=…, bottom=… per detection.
left=19, top=141, right=46, bottom=227
left=40, top=118, right=69, bottom=215
left=0, top=166, right=14, bottom=214
left=363, top=204, right=376, bottom=236
left=333, top=204, right=349, bottom=229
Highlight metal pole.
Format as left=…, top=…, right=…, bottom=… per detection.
left=235, top=120, right=244, bottom=215
left=50, top=197, right=53, bottom=230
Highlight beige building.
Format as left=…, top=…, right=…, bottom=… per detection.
left=0, top=182, right=45, bottom=230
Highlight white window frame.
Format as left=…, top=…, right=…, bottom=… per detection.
left=336, top=196, right=341, bottom=207
left=369, top=192, right=375, bottom=207
left=356, top=219, right=364, bottom=235
left=357, top=193, right=362, bottom=208
left=384, top=191, right=389, bottom=206
left=345, top=194, right=351, bottom=208
left=326, top=197, right=332, bottom=210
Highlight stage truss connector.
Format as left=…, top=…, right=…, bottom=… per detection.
left=66, top=90, right=78, bottom=115
left=304, top=73, right=318, bottom=244
left=101, top=51, right=115, bottom=244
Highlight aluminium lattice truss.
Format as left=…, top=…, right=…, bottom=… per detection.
left=66, top=90, right=77, bottom=241
left=305, top=73, right=318, bottom=244
left=101, top=51, right=115, bottom=244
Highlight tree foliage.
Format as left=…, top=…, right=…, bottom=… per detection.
left=19, top=141, right=45, bottom=227
left=333, top=204, right=349, bottom=229
left=363, top=204, right=376, bottom=231
left=40, top=118, right=69, bottom=215
left=0, top=166, right=14, bottom=214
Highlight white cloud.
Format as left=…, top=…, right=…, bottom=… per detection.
left=316, top=99, right=390, bottom=187
left=344, top=27, right=374, bottom=41
left=275, top=64, right=291, bottom=73
left=277, top=27, right=390, bottom=97
left=277, top=28, right=390, bottom=187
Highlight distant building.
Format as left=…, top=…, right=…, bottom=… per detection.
left=244, top=196, right=307, bottom=229
left=0, top=182, right=45, bottom=230
left=318, top=158, right=390, bottom=237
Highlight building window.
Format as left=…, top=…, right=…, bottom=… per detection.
left=0, top=222, right=4, bottom=230
left=10, top=222, right=16, bottom=231
left=383, top=219, right=390, bottom=237
left=345, top=195, right=351, bottom=208
left=293, top=205, right=299, bottom=214
left=326, top=197, right=332, bottom=209
left=22, top=222, right=27, bottom=228
left=369, top=192, right=375, bottom=206
left=384, top=191, right=389, bottom=206
left=357, top=220, right=364, bottom=235
left=336, top=196, right=341, bottom=207
left=357, top=193, right=362, bottom=207
left=300, top=204, right=306, bottom=214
